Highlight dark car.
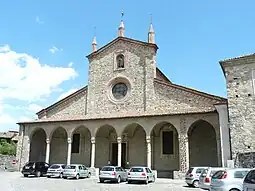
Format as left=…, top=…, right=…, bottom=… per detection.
left=21, top=162, right=50, bottom=177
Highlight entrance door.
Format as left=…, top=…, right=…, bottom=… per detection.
left=111, top=143, right=118, bottom=166
left=121, top=143, right=126, bottom=168
left=111, top=143, right=127, bottom=167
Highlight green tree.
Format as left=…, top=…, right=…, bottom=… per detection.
left=0, top=139, right=16, bottom=156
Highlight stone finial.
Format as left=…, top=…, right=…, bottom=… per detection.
left=92, top=36, right=97, bottom=52
left=148, top=14, right=155, bottom=44
left=148, top=24, right=155, bottom=44
left=118, top=11, right=125, bottom=37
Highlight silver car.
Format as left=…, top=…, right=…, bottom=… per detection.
left=127, top=166, right=155, bottom=184
left=62, top=164, right=91, bottom=179
left=46, top=164, right=66, bottom=178
left=185, top=166, right=208, bottom=188
left=198, top=167, right=227, bottom=189
left=210, top=168, right=251, bottom=191
left=243, top=169, right=255, bottom=191
left=99, top=166, right=127, bottom=183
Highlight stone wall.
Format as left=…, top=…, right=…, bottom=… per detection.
left=223, top=58, right=255, bottom=159
left=0, top=155, right=16, bottom=171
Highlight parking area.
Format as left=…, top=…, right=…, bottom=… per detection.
left=0, top=171, right=202, bottom=191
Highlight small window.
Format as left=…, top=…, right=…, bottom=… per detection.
left=72, top=134, right=80, bottom=153
left=116, top=54, right=124, bottom=68
left=234, top=170, right=249, bottom=179
left=162, top=131, right=174, bottom=154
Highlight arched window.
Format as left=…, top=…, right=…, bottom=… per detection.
left=116, top=54, right=124, bottom=68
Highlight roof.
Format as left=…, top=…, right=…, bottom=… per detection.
left=154, top=78, right=227, bottom=102
left=0, top=131, right=18, bottom=140
left=36, top=86, right=87, bottom=116
left=86, top=36, right=158, bottom=59
left=156, top=68, right=171, bottom=83
left=219, top=53, right=255, bottom=76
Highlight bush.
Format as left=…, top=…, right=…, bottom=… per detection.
left=0, top=139, right=16, bottom=156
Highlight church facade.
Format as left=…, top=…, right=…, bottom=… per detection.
left=15, top=20, right=231, bottom=178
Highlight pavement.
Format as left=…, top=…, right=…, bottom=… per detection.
left=0, top=172, right=202, bottom=191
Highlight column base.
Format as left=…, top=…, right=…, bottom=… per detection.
left=173, top=171, right=186, bottom=179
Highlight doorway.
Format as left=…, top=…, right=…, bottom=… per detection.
left=111, top=143, right=127, bottom=168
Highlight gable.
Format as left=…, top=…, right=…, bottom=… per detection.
left=156, top=68, right=171, bottom=83
left=37, top=86, right=87, bottom=120
left=153, top=79, right=226, bottom=115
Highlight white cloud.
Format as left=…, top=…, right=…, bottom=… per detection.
left=28, top=104, right=43, bottom=113
left=0, top=45, right=77, bottom=101
left=0, top=114, right=16, bottom=125
left=19, top=116, right=32, bottom=122
left=49, top=46, right=63, bottom=54
left=68, top=62, right=74, bottom=67
left=35, top=16, right=44, bottom=24
left=57, top=88, right=78, bottom=101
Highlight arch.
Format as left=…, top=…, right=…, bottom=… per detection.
left=150, top=121, right=180, bottom=178
left=49, top=127, right=68, bottom=164
left=29, top=128, right=46, bottom=162
left=122, top=123, right=146, bottom=168
left=70, top=125, right=91, bottom=166
left=95, top=124, right=117, bottom=167
left=188, top=119, right=218, bottom=167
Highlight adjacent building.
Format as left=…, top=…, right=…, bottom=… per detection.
left=16, top=19, right=231, bottom=178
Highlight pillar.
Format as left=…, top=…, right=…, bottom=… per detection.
left=67, top=137, right=72, bottom=165
left=179, top=134, right=189, bottom=172
left=90, top=137, right=96, bottom=168
left=117, top=137, right=122, bottom=167
left=215, top=104, right=231, bottom=167
left=45, top=138, right=50, bottom=164
left=146, top=136, right=152, bottom=169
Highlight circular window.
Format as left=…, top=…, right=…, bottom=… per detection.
left=112, top=83, right=128, bottom=99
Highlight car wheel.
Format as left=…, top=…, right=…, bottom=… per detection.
left=76, top=174, right=80, bottom=180
left=36, top=171, right=41, bottom=177
left=193, top=180, right=199, bottom=188
left=187, top=183, right=192, bottom=187
left=87, top=172, right=91, bottom=178
left=127, top=180, right=132, bottom=184
left=59, top=173, right=63, bottom=179
left=145, top=177, right=149, bottom=184
left=117, top=176, right=121, bottom=183
left=47, top=175, right=50, bottom=178
left=99, top=178, right=104, bottom=183
left=23, top=174, right=28, bottom=177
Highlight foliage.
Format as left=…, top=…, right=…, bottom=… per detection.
left=0, top=139, right=16, bottom=156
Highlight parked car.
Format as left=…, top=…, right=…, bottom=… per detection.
left=99, top=166, right=127, bottom=183
left=243, top=168, right=255, bottom=190
left=127, top=166, right=155, bottom=184
left=210, top=168, right=251, bottom=191
left=21, top=162, right=50, bottom=177
left=185, top=166, right=208, bottom=188
left=46, top=164, right=66, bottom=178
left=198, top=167, right=227, bottom=189
left=62, top=164, right=91, bottom=179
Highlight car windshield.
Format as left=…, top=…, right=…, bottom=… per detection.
left=130, top=168, right=144, bottom=172
left=50, top=165, right=61, bottom=169
left=25, top=162, right=34, bottom=166
left=66, top=165, right=76, bottom=169
left=101, top=167, right=114, bottom=171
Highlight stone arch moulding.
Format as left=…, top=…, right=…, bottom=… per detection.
left=149, top=120, right=180, bottom=136
left=28, top=126, right=47, bottom=141
left=49, top=126, right=69, bottom=141
left=70, top=125, right=92, bottom=138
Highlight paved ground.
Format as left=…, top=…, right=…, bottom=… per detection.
left=0, top=172, right=202, bottom=191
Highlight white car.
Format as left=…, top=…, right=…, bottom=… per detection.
left=46, top=164, right=66, bottom=178
left=185, top=166, right=208, bottom=188
left=243, top=168, right=255, bottom=191
left=127, top=166, right=155, bottom=184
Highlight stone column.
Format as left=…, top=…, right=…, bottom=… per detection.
left=67, top=137, right=72, bottom=165
left=90, top=137, right=96, bottom=168
left=179, top=134, right=189, bottom=172
left=215, top=104, right=231, bottom=167
left=45, top=138, right=50, bottom=164
left=146, top=136, right=152, bottom=169
left=117, top=137, right=122, bottom=167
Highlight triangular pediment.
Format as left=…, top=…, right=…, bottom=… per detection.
left=86, top=36, right=158, bottom=59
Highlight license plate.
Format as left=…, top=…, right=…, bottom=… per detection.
left=25, top=167, right=29, bottom=169
left=23, top=172, right=29, bottom=174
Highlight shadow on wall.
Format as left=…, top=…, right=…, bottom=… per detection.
left=235, top=152, right=255, bottom=168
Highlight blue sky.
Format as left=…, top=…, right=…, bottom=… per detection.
left=0, top=0, right=255, bottom=131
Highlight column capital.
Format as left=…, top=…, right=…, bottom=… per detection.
left=117, top=137, right=122, bottom=143
left=91, top=137, right=95, bottom=144
left=67, top=137, right=72, bottom=144
left=146, top=136, right=151, bottom=143
left=46, top=138, right=50, bottom=144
